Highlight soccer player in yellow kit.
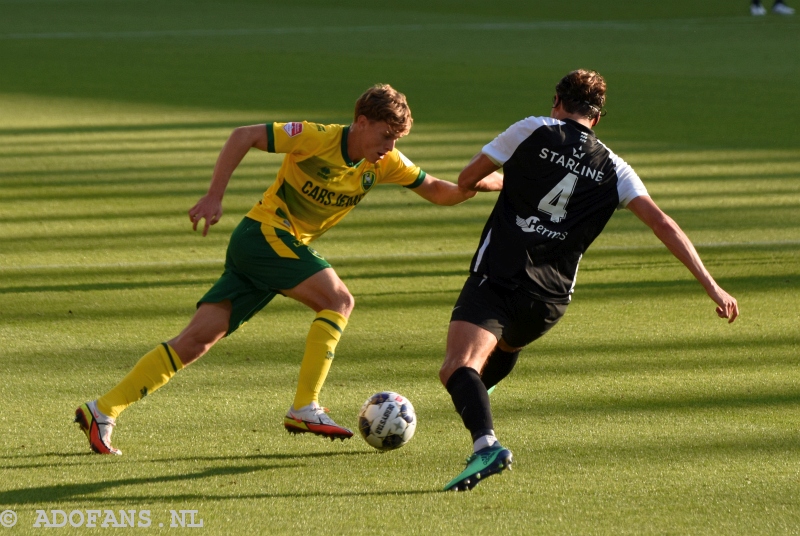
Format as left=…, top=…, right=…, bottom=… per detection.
left=75, top=84, right=476, bottom=454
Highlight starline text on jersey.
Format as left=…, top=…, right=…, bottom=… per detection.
left=538, top=148, right=605, bottom=182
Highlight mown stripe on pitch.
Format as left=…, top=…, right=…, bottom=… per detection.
left=3, top=240, right=800, bottom=272
left=0, top=19, right=745, bottom=41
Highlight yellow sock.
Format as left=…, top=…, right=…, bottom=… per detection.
left=97, top=343, right=184, bottom=419
left=292, top=310, right=348, bottom=409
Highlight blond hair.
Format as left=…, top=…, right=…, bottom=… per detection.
left=354, top=84, right=413, bottom=135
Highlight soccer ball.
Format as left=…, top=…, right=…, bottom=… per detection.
left=357, top=392, right=417, bottom=451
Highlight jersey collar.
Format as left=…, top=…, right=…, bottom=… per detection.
left=340, top=126, right=361, bottom=167
left=562, top=117, right=594, bottom=134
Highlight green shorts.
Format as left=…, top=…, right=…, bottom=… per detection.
left=199, top=217, right=331, bottom=335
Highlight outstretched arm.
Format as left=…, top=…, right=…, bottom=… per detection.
left=458, top=153, right=504, bottom=192
left=627, top=195, right=739, bottom=323
left=410, top=174, right=477, bottom=206
left=410, top=152, right=504, bottom=206
left=188, top=125, right=268, bottom=236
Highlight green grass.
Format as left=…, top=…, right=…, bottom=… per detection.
left=1, top=1, right=799, bottom=534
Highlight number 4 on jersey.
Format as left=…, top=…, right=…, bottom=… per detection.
left=538, top=172, right=578, bottom=223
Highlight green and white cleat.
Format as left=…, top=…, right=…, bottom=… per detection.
left=443, top=444, right=512, bottom=491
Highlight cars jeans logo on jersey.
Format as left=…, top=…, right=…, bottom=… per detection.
left=361, top=171, right=376, bottom=191
left=283, top=122, right=304, bottom=137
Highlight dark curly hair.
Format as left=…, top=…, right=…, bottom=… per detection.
left=555, top=69, right=607, bottom=120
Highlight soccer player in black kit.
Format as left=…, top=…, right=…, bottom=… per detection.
left=440, top=69, right=739, bottom=491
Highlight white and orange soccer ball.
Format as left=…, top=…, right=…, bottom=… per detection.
left=357, top=392, right=417, bottom=451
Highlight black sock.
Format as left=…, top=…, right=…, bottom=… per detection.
left=445, top=366, right=494, bottom=442
left=752, top=0, right=762, bottom=5
left=480, top=348, right=520, bottom=390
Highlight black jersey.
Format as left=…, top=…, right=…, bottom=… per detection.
left=470, top=116, right=647, bottom=303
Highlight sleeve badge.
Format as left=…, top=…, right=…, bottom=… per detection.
left=283, top=122, right=304, bottom=137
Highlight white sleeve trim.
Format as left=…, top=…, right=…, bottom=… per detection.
left=482, top=116, right=560, bottom=166
left=598, top=141, right=648, bottom=208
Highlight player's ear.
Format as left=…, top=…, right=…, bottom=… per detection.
left=354, top=114, right=368, bottom=129
left=591, top=114, right=600, bottom=127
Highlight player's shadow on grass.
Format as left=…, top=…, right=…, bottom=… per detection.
left=0, top=463, right=296, bottom=506
left=0, top=452, right=91, bottom=460
left=58, top=489, right=441, bottom=504
left=0, top=454, right=439, bottom=506
left=150, top=450, right=367, bottom=464
left=0, top=449, right=363, bottom=466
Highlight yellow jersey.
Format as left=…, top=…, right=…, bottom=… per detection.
left=246, top=121, right=426, bottom=244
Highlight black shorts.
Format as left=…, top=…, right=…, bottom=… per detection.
left=450, top=275, right=567, bottom=348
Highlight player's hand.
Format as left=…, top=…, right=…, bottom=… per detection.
left=458, top=185, right=477, bottom=200
left=188, top=195, right=223, bottom=237
left=709, top=286, right=739, bottom=323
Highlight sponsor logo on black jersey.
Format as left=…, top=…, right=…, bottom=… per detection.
left=515, top=215, right=568, bottom=241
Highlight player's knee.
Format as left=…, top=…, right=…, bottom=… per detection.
left=439, top=359, right=459, bottom=386
left=329, top=287, right=355, bottom=317
left=341, top=291, right=355, bottom=316
left=438, top=365, right=449, bottom=386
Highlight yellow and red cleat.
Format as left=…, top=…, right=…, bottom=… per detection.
left=284, top=402, right=353, bottom=441
left=74, top=400, right=122, bottom=455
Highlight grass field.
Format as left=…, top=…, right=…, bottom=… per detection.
left=1, top=1, right=799, bottom=534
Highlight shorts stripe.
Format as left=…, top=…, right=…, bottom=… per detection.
left=260, top=224, right=300, bottom=259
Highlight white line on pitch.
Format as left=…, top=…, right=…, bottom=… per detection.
left=0, top=19, right=738, bottom=40
left=1, top=239, right=798, bottom=272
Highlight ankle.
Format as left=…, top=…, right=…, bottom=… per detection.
left=473, top=433, right=498, bottom=452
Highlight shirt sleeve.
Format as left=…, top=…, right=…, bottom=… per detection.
left=378, top=149, right=427, bottom=188
left=482, top=116, right=557, bottom=166
left=267, top=121, right=326, bottom=156
left=608, top=150, right=648, bottom=207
